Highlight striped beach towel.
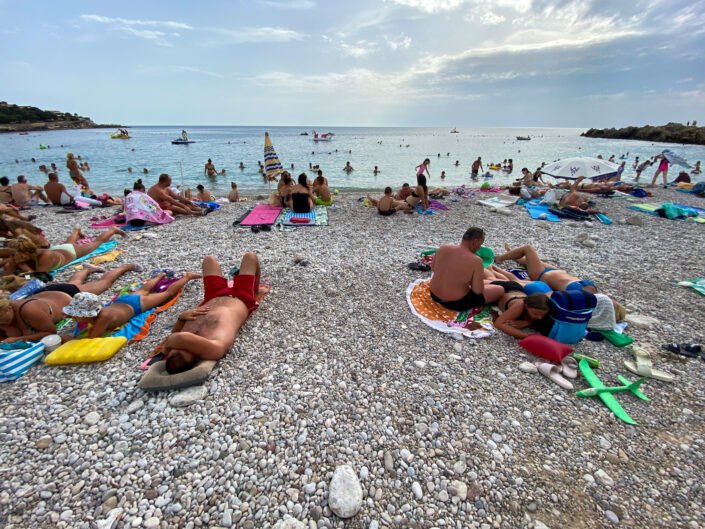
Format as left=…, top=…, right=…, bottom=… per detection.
left=0, top=342, right=45, bottom=383
left=283, top=209, right=317, bottom=226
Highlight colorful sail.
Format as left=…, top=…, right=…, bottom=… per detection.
left=264, top=132, right=284, bottom=181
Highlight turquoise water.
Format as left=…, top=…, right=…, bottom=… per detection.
left=1, top=126, right=703, bottom=195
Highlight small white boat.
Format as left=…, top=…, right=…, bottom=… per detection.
left=450, top=128, right=459, bottom=133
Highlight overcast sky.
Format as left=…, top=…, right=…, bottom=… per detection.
left=1, top=0, right=703, bottom=127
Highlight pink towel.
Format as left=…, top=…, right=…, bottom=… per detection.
left=240, top=204, right=283, bottom=226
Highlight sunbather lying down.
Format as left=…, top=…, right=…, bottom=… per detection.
left=482, top=265, right=550, bottom=340
left=4, top=227, right=126, bottom=275
left=63, top=272, right=201, bottom=338
left=0, top=264, right=139, bottom=343
left=156, top=253, right=269, bottom=374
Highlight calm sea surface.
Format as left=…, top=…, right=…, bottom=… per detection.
left=1, top=126, right=703, bottom=195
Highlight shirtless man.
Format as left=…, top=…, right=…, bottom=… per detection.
left=558, top=176, right=593, bottom=210
left=204, top=159, right=219, bottom=177
left=429, top=227, right=504, bottom=311
left=0, top=176, right=13, bottom=204
left=343, top=161, right=354, bottom=174
left=395, top=183, right=412, bottom=201
left=313, top=176, right=333, bottom=206
left=148, top=174, right=206, bottom=216
left=0, top=264, right=139, bottom=343
left=494, top=243, right=597, bottom=294
left=366, top=187, right=410, bottom=215
left=160, top=253, right=267, bottom=374
left=63, top=272, right=200, bottom=339
left=471, top=157, right=483, bottom=178
left=11, top=175, right=48, bottom=207
left=44, top=173, right=74, bottom=205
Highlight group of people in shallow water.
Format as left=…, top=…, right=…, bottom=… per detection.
left=429, top=227, right=624, bottom=340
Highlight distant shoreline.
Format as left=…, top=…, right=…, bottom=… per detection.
left=0, top=121, right=121, bottom=134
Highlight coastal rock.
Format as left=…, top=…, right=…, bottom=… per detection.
left=170, top=385, right=208, bottom=407
left=581, top=122, right=705, bottom=146
left=274, top=515, right=306, bottom=529
left=328, top=465, right=363, bottom=518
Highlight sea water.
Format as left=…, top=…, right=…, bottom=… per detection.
left=1, top=126, right=703, bottom=196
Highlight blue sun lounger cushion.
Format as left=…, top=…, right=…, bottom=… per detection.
left=548, top=290, right=597, bottom=344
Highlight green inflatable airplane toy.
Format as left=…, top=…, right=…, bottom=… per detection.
left=576, top=358, right=649, bottom=425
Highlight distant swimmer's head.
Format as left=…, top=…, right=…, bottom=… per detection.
left=158, top=173, right=171, bottom=185
left=461, top=227, right=485, bottom=251
left=166, top=350, right=199, bottom=374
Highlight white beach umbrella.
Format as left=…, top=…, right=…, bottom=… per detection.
left=541, top=157, right=621, bottom=181
left=662, top=149, right=691, bottom=168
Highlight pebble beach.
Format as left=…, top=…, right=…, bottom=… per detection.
left=1, top=187, right=704, bottom=529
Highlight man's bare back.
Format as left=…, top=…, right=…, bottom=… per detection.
left=430, top=244, right=482, bottom=301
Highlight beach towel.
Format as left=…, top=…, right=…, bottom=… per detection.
left=125, top=191, right=174, bottom=225
left=0, top=342, right=45, bottom=383
left=524, top=199, right=560, bottom=222
left=193, top=201, right=221, bottom=210
left=477, top=195, right=518, bottom=208
left=678, top=278, right=705, bottom=296
left=628, top=203, right=705, bottom=223
left=90, top=216, right=157, bottom=231
left=406, top=279, right=495, bottom=339
left=240, top=204, right=283, bottom=226
left=50, top=241, right=119, bottom=276
left=280, top=206, right=329, bottom=227
left=428, top=199, right=449, bottom=211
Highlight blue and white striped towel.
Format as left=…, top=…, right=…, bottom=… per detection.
left=0, top=342, right=45, bottom=383
left=283, top=209, right=317, bottom=226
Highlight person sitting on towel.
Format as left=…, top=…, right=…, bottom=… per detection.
left=429, top=227, right=504, bottom=311
left=157, top=253, right=269, bottom=374
left=0, top=264, right=139, bottom=343
left=313, top=176, right=333, bottom=206
left=289, top=173, right=314, bottom=213
left=366, top=187, right=411, bottom=215
left=62, top=272, right=200, bottom=339
left=44, top=172, right=75, bottom=206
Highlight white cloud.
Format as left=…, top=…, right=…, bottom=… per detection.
left=259, top=0, right=316, bottom=8
left=79, top=14, right=192, bottom=46
left=386, top=33, right=412, bottom=50
left=214, top=26, right=307, bottom=43
left=173, top=66, right=226, bottom=79
left=341, top=40, right=378, bottom=57
left=390, top=0, right=464, bottom=14
left=479, top=12, right=505, bottom=25
left=80, top=14, right=192, bottom=30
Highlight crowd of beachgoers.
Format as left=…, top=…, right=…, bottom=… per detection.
left=1, top=145, right=704, bottom=529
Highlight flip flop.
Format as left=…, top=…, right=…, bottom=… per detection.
left=407, top=262, right=431, bottom=272
left=623, top=360, right=674, bottom=383
left=536, top=362, right=574, bottom=390
left=632, top=346, right=653, bottom=376
left=663, top=343, right=701, bottom=358
left=560, top=356, right=578, bottom=379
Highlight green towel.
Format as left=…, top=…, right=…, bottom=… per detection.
left=598, top=330, right=634, bottom=347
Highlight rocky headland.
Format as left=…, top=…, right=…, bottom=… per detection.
left=581, top=122, right=705, bottom=146
left=0, top=101, right=121, bottom=133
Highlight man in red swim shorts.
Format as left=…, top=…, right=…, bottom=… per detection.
left=162, top=253, right=267, bottom=374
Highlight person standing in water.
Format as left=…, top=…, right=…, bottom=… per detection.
left=204, top=159, right=219, bottom=177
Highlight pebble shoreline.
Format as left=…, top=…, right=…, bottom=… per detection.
left=1, top=188, right=704, bottom=529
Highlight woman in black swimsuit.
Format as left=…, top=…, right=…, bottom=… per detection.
left=485, top=279, right=550, bottom=339
left=289, top=173, right=314, bottom=213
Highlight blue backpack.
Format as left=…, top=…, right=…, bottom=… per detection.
left=548, top=290, right=597, bottom=344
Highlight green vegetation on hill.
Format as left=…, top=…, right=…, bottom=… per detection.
left=0, top=101, right=86, bottom=125
left=581, top=122, right=705, bottom=146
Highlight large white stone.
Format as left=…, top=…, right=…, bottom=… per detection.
left=274, top=516, right=306, bottom=529
left=170, top=385, right=208, bottom=407
left=328, top=465, right=363, bottom=518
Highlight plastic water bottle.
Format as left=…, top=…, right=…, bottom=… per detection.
left=9, top=278, right=46, bottom=300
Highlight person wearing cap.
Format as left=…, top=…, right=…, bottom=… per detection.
left=62, top=272, right=201, bottom=339
left=0, top=264, right=140, bottom=343
left=429, top=227, right=504, bottom=311
left=156, top=253, right=269, bottom=375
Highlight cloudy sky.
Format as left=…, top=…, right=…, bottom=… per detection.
left=1, top=0, right=703, bottom=127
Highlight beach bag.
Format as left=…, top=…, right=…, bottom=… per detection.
left=548, top=290, right=597, bottom=344
left=692, top=182, right=705, bottom=196
left=0, top=342, right=45, bottom=382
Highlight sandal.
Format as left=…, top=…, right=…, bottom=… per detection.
left=560, top=356, right=578, bottom=379
left=663, top=343, right=701, bottom=358
left=536, top=362, right=574, bottom=390
left=407, top=262, right=431, bottom=272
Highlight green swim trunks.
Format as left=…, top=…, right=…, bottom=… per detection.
left=315, top=197, right=333, bottom=206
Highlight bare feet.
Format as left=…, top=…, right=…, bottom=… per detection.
left=182, top=272, right=202, bottom=281
left=110, top=227, right=127, bottom=237
left=256, top=283, right=272, bottom=302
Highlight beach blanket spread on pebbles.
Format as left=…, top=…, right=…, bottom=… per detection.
left=406, top=279, right=495, bottom=339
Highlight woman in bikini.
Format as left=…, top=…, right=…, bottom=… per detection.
left=406, top=173, right=430, bottom=211
left=288, top=173, right=314, bottom=213
left=483, top=266, right=551, bottom=339
left=4, top=227, right=126, bottom=275
left=0, top=264, right=139, bottom=342
left=62, top=271, right=201, bottom=339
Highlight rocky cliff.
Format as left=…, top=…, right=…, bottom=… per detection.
left=581, top=122, right=705, bottom=146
